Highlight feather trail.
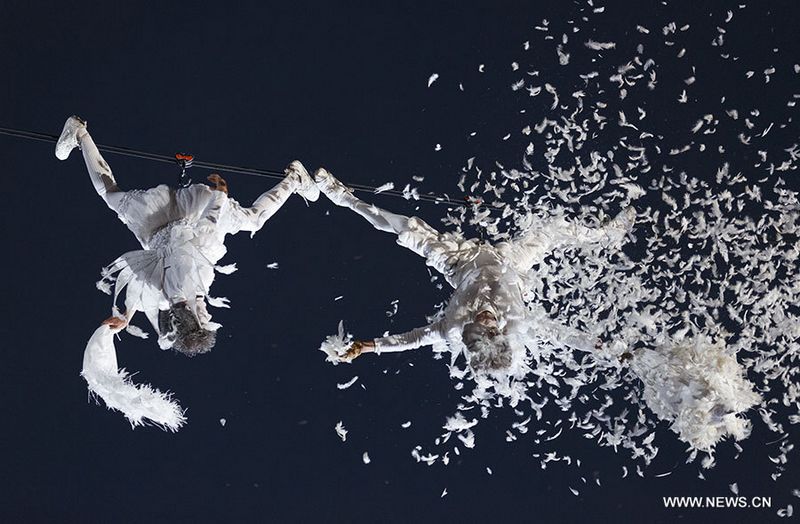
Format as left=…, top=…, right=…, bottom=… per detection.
left=81, top=325, right=185, bottom=432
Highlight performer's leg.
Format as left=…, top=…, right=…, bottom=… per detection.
left=548, top=217, right=610, bottom=245
left=553, top=208, right=635, bottom=246
left=510, top=208, right=635, bottom=271
left=80, top=131, right=177, bottom=243
left=57, top=118, right=183, bottom=245
left=315, top=168, right=463, bottom=279
left=55, top=116, right=125, bottom=209
left=510, top=218, right=598, bottom=271
left=315, top=168, right=411, bottom=234
left=78, top=130, right=127, bottom=210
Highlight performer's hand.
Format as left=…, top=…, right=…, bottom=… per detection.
left=342, top=340, right=373, bottom=362
left=207, top=173, right=228, bottom=194
left=102, top=316, right=127, bottom=331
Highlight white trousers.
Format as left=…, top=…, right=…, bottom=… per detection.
left=333, top=191, right=626, bottom=278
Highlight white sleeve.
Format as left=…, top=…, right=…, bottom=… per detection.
left=81, top=324, right=186, bottom=431
left=373, top=320, right=446, bottom=353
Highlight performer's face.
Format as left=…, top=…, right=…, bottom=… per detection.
left=475, top=310, right=498, bottom=330
left=463, top=320, right=513, bottom=374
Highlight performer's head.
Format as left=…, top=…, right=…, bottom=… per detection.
left=462, top=310, right=514, bottom=373
left=159, top=302, right=216, bottom=357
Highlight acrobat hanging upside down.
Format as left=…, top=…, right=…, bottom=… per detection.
left=56, top=115, right=319, bottom=429
left=315, top=168, right=635, bottom=388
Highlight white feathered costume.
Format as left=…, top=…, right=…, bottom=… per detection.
left=58, top=117, right=313, bottom=430
left=315, top=169, right=634, bottom=389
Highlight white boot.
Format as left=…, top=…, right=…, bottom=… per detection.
left=314, top=167, right=354, bottom=206
left=55, top=115, right=87, bottom=160
left=286, top=160, right=319, bottom=202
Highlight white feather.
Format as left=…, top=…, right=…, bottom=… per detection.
left=319, top=321, right=354, bottom=365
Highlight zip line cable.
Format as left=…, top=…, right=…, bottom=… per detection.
left=0, top=125, right=473, bottom=207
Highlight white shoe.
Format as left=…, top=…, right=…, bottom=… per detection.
left=287, top=160, right=319, bottom=202
left=314, top=167, right=353, bottom=206
left=55, top=115, right=87, bottom=160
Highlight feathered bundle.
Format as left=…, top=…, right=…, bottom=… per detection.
left=82, top=325, right=186, bottom=431
left=319, top=321, right=354, bottom=365
left=631, top=336, right=761, bottom=452
left=82, top=366, right=186, bottom=432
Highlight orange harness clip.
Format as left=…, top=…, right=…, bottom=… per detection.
left=174, top=153, right=194, bottom=187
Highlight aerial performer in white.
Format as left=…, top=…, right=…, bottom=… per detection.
left=56, top=115, right=320, bottom=430
left=315, top=168, right=636, bottom=390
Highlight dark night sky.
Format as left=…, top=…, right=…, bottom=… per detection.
left=1, top=1, right=797, bottom=523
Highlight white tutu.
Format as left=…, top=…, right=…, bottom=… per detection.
left=97, top=219, right=216, bottom=312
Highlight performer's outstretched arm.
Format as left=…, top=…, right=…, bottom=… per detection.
left=344, top=320, right=447, bottom=361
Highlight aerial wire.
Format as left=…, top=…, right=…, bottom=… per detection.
left=0, top=125, right=474, bottom=208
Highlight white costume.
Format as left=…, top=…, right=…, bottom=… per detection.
left=80, top=142, right=316, bottom=344
left=56, top=116, right=318, bottom=429
left=315, top=168, right=635, bottom=371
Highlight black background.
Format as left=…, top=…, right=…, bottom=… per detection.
left=1, top=1, right=797, bottom=522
